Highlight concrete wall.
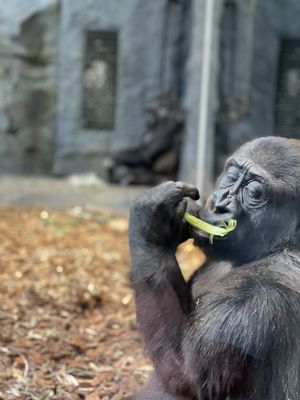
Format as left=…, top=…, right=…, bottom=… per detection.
left=214, top=0, right=300, bottom=179
left=54, top=0, right=185, bottom=177
left=0, top=0, right=55, bottom=35
left=250, top=0, right=300, bottom=138
left=2, top=0, right=299, bottom=182
left=0, top=0, right=185, bottom=176
left=0, top=1, right=59, bottom=174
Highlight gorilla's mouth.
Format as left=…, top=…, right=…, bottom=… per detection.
left=201, top=212, right=234, bottom=226
left=185, top=212, right=237, bottom=245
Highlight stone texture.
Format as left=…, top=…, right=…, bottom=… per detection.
left=54, top=0, right=186, bottom=177
left=0, top=0, right=186, bottom=177
left=2, top=0, right=300, bottom=188
left=0, top=1, right=59, bottom=174
left=214, top=0, right=300, bottom=179
left=0, top=0, right=55, bottom=35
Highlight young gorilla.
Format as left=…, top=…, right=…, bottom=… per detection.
left=128, top=137, right=300, bottom=400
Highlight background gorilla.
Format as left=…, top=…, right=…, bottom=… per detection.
left=128, top=137, right=300, bottom=400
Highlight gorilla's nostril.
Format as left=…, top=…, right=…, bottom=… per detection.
left=215, top=203, right=230, bottom=214
left=213, top=190, right=232, bottom=214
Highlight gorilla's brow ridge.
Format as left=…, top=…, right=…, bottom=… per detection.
left=226, top=157, right=270, bottom=183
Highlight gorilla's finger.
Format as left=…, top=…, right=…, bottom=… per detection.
left=175, top=181, right=200, bottom=200
left=185, top=197, right=202, bottom=217
left=176, top=198, right=188, bottom=218
left=173, top=199, right=190, bottom=243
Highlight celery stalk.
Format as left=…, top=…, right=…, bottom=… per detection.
left=184, top=212, right=237, bottom=244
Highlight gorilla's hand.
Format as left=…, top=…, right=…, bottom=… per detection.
left=129, top=181, right=199, bottom=254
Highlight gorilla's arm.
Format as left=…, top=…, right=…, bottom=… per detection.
left=129, top=182, right=199, bottom=395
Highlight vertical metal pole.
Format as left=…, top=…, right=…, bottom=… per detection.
left=196, top=0, right=216, bottom=194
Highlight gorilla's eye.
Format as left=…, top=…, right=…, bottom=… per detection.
left=225, top=168, right=239, bottom=185
left=243, top=181, right=265, bottom=208
left=227, top=174, right=237, bottom=184
left=246, top=182, right=262, bottom=198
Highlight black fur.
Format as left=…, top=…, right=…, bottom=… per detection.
left=128, top=137, right=300, bottom=400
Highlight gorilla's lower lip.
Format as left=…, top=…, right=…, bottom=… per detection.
left=192, top=229, right=228, bottom=242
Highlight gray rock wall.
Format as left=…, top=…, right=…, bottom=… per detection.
left=54, top=0, right=184, bottom=177
left=251, top=0, right=300, bottom=139
left=0, top=0, right=185, bottom=176
left=0, top=1, right=59, bottom=174
left=234, top=0, right=300, bottom=144
left=214, top=0, right=300, bottom=179
left=3, top=0, right=299, bottom=182
left=0, top=0, right=55, bottom=35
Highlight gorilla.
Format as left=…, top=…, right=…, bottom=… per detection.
left=128, top=137, right=300, bottom=400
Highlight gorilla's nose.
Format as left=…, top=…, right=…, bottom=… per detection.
left=213, top=190, right=232, bottom=213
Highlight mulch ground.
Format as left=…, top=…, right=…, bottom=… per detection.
left=0, top=205, right=203, bottom=399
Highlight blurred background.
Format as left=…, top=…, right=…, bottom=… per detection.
left=0, top=0, right=300, bottom=398
left=1, top=0, right=300, bottom=199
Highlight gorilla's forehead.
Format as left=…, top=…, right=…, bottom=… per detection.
left=230, top=137, right=300, bottom=184
left=225, top=157, right=270, bottom=181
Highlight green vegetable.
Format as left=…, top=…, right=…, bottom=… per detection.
left=183, top=212, right=237, bottom=244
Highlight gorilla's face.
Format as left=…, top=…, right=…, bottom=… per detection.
left=193, top=137, right=300, bottom=265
